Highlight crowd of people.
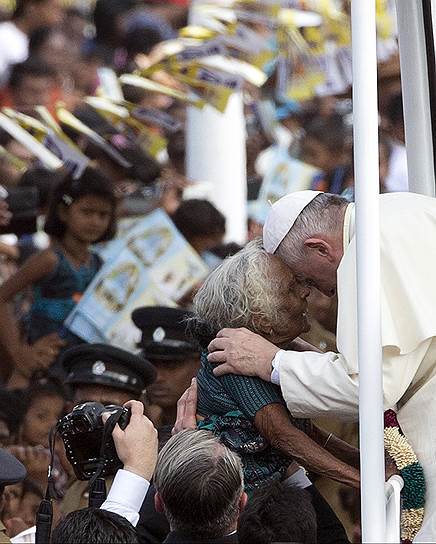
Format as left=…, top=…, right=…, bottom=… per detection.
left=0, top=0, right=426, bottom=543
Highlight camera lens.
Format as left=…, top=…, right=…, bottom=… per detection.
left=73, top=415, right=90, bottom=433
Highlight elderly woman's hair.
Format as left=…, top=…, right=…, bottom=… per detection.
left=188, top=238, right=283, bottom=348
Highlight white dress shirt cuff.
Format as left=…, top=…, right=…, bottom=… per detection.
left=271, top=349, right=284, bottom=385
left=101, top=469, right=150, bottom=527
left=283, top=467, right=312, bottom=489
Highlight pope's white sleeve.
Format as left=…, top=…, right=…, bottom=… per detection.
left=101, top=469, right=149, bottom=527
left=271, top=350, right=284, bottom=385
left=273, top=350, right=359, bottom=422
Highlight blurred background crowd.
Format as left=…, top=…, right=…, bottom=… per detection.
left=0, top=0, right=406, bottom=542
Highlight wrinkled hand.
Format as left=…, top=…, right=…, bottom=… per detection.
left=172, top=378, right=198, bottom=435
left=109, top=400, right=158, bottom=481
left=208, top=328, right=280, bottom=381
left=16, top=333, right=66, bottom=376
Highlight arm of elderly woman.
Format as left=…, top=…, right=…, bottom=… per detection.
left=254, top=403, right=360, bottom=489
left=174, top=376, right=360, bottom=487
left=311, top=425, right=360, bottom=469
left=215, top=370, right=361, bottom=489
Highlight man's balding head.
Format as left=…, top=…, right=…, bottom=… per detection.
left=154, top=430, right=246, bottom=540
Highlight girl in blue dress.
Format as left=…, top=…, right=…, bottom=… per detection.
left=0, top=167, right=117, bottom=387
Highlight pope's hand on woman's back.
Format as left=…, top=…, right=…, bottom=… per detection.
left=208, top=328, right=280, bottom=381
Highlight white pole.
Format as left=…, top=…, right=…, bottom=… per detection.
left=185, top=96, right=247, bottom=244
left=185, top=1, right=247, bottom=245
left=396, top=0, right=436, bottom=197
left=351, top=1, right=386, bottom=542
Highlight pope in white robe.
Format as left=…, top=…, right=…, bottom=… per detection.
left=208, top=191, right=436, bottom=542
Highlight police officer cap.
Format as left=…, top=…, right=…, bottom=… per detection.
left=61, top=343, right=156, bottom=395
left=132, top=307, right=200, bottom=361
left=0, top=449, right=26, bottom=487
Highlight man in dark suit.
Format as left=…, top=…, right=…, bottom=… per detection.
left=153, top=429, right=246, bottom=544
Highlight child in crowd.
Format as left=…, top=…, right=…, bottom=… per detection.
left=0, top=167, right=117, bottom=388
left=2, top=478, right=43, bottom=532
left=300, top=116, right=352, bottom=195
left=9, top=380, right=68, bottom=495
left=172, top=199, right=226, bottom=268
left=18, top=380, right=67, bottom=448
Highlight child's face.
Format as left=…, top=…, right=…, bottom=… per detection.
left=2, top=483, right=23, bottom=521
left=21, top=490, right=42, bottom=527
left=60, top=195, right=113, bottom=244
left=21, top=395, right=64, bottom=448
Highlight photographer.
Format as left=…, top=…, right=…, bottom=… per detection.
left=101, top=400, right=158, bottom=526
left=11, top=400, right=157, bottom=543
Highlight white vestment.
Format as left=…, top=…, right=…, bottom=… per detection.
left=273, top=192, right=436, bottom=541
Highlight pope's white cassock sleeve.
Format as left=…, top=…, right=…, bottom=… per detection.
left=271, top=339, right=433, bottom=423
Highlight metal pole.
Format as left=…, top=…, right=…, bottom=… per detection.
left=185, top=95, right=247, bottom=244
left=385, top=476, right=404, bottom=543
left=351, top=1, right=386, bottom=542
left=396, top=0, right=436, bottom=197
left=185, top=0, right=247, bottom=244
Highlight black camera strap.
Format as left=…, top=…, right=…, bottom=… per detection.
left=35, top=422, right=60, bottom=544
left=88, top=410, right=124, bottom=496
left=36, top=409, right=125, bottom=542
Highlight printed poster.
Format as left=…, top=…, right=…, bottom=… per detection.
left=65, top=209, right=208, bottom=351
left=252, top=145, right=321, bottom=223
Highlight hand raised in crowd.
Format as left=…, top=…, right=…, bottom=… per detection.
left=172, top=377, right=198, bottom=435
left=109, top=400, right=158, bottom=482
left=15, top=333, right=66, bottom=376
left=7, top=445, right=50, bottom=487
left=208, top=328, right=280, bottom=381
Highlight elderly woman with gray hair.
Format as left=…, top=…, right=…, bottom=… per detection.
left=187, top=238, right=360, bottom=497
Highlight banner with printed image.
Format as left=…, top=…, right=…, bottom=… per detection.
left=65, top=209, right=208, bottom=351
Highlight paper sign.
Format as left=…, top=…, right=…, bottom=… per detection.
left=253, top=146, right=321, bottom=223
left=65, top=209, right=208, bottom=351
left=0, top=113, right=62, bottom=170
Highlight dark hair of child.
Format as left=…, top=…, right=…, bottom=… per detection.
left=172, top=199, right=226, bottom=239
left=21, top=378, right=68, bottom=415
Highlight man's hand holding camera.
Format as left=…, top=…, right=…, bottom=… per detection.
left=108, top=400, right=158, bottom=482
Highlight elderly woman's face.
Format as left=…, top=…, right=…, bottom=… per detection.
left=266, top=256, right=311, bottom=344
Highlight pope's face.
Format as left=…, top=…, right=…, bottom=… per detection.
left=278, top=239, right=342, bottom=297
left=291, top=254, right=338, bottom=297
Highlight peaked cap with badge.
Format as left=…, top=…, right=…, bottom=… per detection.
left=60, top=343, right=156, bottom=395
left=0, top=449, right=27, bottom=488
left=132, top=307, right=200, bottom=361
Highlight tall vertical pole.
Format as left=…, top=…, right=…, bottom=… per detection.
left=351, top=1, right=386, bottom=542
left=185, top=0, right=247, bottom=245
left=396, top=0, right=436, bottom=197
left=186, top=95, right=247, bottom=244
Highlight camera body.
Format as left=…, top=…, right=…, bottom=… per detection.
left=58, top=402, right=130, bottom=481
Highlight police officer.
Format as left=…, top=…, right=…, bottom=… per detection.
left=0, top=449, right=26, bottom=543
left=61, top=343, right=156, bottom=407
left=60, top=343, right=156, bottom=515
left=132, top=307, right=200, bottom=428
